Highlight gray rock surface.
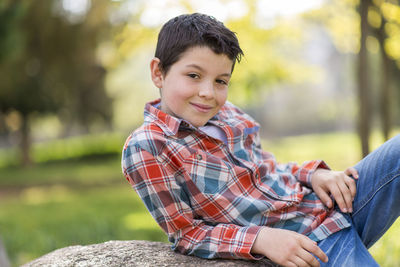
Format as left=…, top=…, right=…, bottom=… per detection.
left=22, top=240, right=279, bottom=267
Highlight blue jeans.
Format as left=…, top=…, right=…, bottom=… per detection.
left=317, top=134, right=400, bottom=266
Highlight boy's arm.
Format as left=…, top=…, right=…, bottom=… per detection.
left=282, top=158, right=358, bottom=213
left=254, top=132, right=330, bottom=188
left=287, top=160, right=330, bottom=188
left=122, top=146, right=263, bottom=260
left=248, top=121, right=329, bottom=189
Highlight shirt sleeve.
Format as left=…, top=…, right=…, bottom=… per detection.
left=287, top=160, right=331, bottom=187
left=122, top=144, right=263, bottom=260
left=253, top=130, right=330, bottom=188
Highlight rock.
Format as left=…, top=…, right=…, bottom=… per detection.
left=22, top=240, right=279, bottom=267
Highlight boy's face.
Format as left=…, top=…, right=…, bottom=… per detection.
left=150, top=46, right=233, bottom=127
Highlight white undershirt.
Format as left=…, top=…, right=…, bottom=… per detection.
left=199, top=124, right=228, bottom=144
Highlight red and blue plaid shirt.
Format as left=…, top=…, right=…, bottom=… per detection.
left=122, top=99, right=350, bottom=260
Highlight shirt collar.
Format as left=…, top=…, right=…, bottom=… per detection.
left=144, top=99, right=195, bottom=136
left=143, top=99, right=255, bottom=137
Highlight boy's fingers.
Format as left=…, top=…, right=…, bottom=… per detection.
left=291, top=256, right=310, bottom=267
left=345, top=167, right=359, bottom=179
left=337, top=180, right=353, bottom=212
left=302, top=238, right=328, bottom=264
left=315, top=187, right=332, bottom=208
left=345, top=176, right=357, bottom=200
left=285, top=261, right=297, bottom=267
left=328, top=184, right=347, bottom=212
left=296, top=249, right=321, bottom=267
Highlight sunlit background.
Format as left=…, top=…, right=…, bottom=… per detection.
left=0, top=0, right=400, bottom=266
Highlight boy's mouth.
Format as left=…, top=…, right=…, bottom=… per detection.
left=190, top=102, right=213, bottom=113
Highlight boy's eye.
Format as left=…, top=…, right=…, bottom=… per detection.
left=216, top=79, right=228, bottom=85
left=188, top=73, right=200, bottom=79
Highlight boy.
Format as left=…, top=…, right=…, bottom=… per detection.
left=122, top=13, right=400, bottom=266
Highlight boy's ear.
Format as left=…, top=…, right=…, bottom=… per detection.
left=150, top=57, right=164, bottom=89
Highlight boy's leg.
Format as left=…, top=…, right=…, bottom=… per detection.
left=317, top=226, right=379, bottom=266
left=317, top=134, right=399, bottom=266
left=351, top=134, right=400, bottom=248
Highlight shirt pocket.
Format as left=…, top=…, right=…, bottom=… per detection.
left=182, top=150, right=231, bottom=194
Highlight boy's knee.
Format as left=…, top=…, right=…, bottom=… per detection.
left=386, top=134, right=400, bottom=157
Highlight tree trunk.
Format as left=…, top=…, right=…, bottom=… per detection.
left=20, top=113, right=32, bottom=166
left=377, top=20, right=391, bottom=141
left=358, top=0, right=371, bottom=157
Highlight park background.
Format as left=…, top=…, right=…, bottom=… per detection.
left=1, top=0, right=400, bottom=266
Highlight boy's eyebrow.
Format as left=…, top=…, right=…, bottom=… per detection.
left=186, top=64, right=231, bottom=77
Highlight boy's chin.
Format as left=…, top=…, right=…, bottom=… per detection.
left=189, top=119, right=209, bottom=128
left=192, top=122, right=207, bottom=128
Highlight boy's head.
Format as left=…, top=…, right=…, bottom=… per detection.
left=154, top=13, right=243, bottom=75
left=150, top=13, right=243, bottom=128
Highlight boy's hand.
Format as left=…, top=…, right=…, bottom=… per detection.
left=311, top=167, right=358, bottom=213
left=251, top=227, right=328, bottom=267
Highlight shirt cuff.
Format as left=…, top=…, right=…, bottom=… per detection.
left=233, top=225, right=264, bottom=260
left=297, top=160, right=330, bottom=187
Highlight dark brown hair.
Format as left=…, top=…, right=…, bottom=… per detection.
left=155, top=13, right=243, bottom=74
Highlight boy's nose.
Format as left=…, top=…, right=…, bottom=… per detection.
left=198, top=82, right=214, bottom=99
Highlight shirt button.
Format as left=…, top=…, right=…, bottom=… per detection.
left=255, top=173, right=259, bottom=179
left=218, top=123, right=224, bottom=127
left=196, top=154, right=203, bottom=160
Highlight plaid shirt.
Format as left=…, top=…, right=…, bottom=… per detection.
left=122, top=99, right=350, bottom=260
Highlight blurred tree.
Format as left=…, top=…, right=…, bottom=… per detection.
left=358, top=0, right=371, bottom=156
left=305, top=0, right=400, bottom=156
left=369, top=0, right=400, bottom=141
left=0, top=0, right=113, bottom=165
left=376, top=7, right=392, bottom=141
left=356, top=0, right=400, bottom=149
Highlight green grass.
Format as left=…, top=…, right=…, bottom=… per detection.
left=0, top=132, right=126, bottom=168
left=0, top=156, right=122, bottom=187
left=262, top=130, right=392, bottom=170
left=0, top=130, right=399, bottom=266
left=0, top=165, right=167, bottom=266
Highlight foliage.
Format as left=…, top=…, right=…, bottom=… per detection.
left=0, top=0, right=113, bottom=123
left=227, top=13, right=318, bottom=106
left=305, top=0, right=400, bottom=151
left=0, top=0, right=114, bottom=165
left=305, top=0, right=400, bottom=60
left=304, top=0, right=360, bottom=53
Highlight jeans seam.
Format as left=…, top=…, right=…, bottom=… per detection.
left=352, top=171, right=400, bottom=218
